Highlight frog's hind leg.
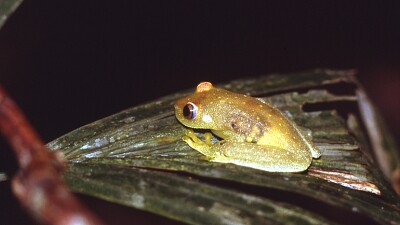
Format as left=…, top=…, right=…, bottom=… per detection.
left=213, top=142, right=313, bottom=172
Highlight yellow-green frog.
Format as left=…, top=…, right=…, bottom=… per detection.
left=174, top=82, right=320, bottom=172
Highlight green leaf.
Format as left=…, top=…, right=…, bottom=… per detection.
left=0, top=172, right=7, bottom=181
left=49, top=69, right=400, bottom=225
left=0, top=0, right=23, bottom=30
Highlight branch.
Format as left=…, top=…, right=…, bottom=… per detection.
left=0, top=85, right=105, bottom=225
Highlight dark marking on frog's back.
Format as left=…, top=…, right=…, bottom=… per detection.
left=228, top=109, right=269, bottom=143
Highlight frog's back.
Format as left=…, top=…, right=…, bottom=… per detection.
left=205, top=86, right=320, bottom=159
left=252, top=98, right=320, bottom=159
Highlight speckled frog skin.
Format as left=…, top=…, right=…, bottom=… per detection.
left=174, top=82, right=320, bottom=172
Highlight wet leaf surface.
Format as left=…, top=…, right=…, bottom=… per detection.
left=49, top=69, right=400, bottom=225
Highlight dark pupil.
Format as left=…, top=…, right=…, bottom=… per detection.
left=183, top=104, right=193, bottom=119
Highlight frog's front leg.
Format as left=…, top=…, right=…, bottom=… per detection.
left=182, top=129, right=225, bottom=160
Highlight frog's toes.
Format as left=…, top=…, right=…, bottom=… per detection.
left=204, top=132, right=213, bottom=145
left=182, top=135, right=194, bottom=144
left=183, top=129, right=204, bottom=143
left=185, top=129, right=195, bottom=136
left=199, top=155, right=215, bottom=161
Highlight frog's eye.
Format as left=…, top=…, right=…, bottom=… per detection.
left=183, top=102, right=198, bottom=120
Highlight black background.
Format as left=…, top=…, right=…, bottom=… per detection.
left=0, top=1, right=399, bottom=224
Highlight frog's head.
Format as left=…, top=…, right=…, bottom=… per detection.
left=174, top=82, right=218, bottom=129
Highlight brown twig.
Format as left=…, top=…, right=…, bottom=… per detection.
left=0, top=85, right=105, bottom=225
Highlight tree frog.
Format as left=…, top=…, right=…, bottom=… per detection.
left=174, top=82, right=321, bottom=172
